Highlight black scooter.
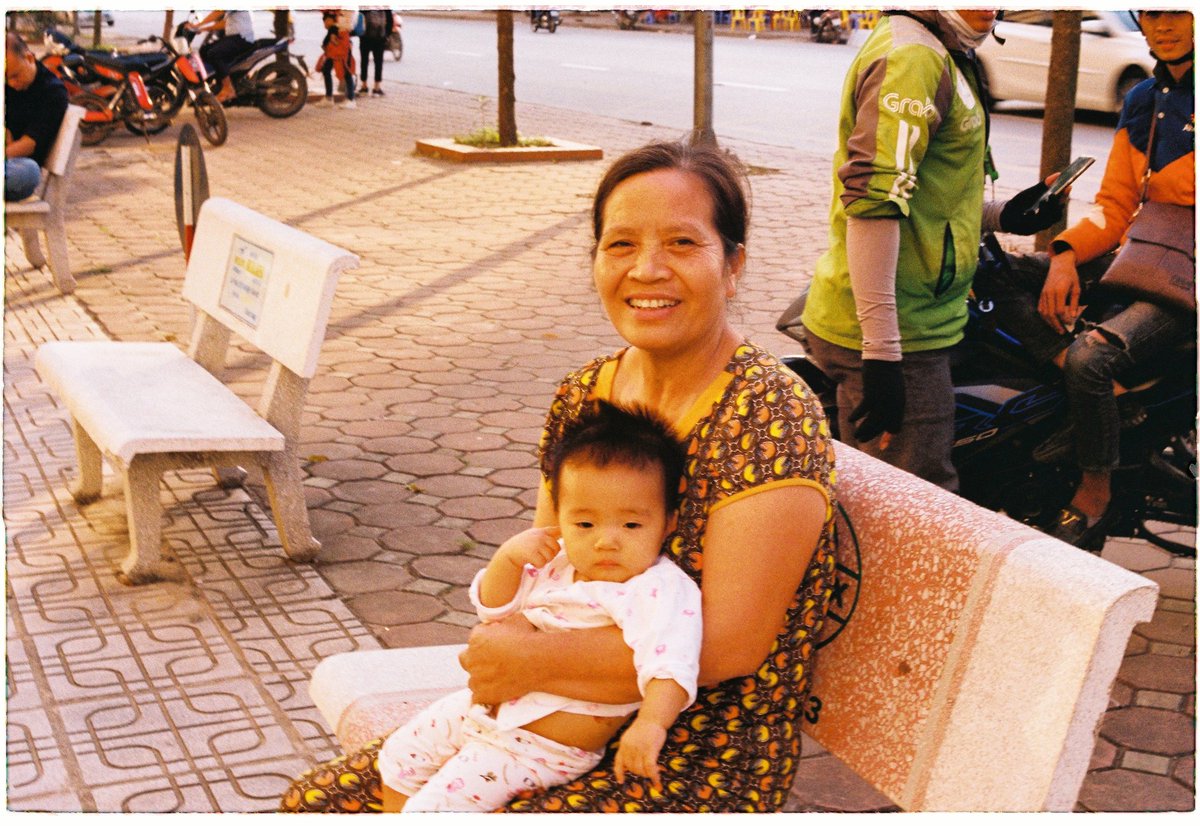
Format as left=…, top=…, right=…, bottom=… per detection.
left=183, top=24, right=308, bottom=119
left=778, top=236, right=1197, bottom=556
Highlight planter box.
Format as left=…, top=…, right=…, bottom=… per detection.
left=415, top=137, right=603, bottom=164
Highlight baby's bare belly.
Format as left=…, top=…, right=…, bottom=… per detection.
left=519, top=710, right=631, bottom=752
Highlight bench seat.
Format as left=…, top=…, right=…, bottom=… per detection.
left=35, top=197, right=357, bottom=584
left=35, top=341, right=284, bottom=464
left=305, top=445, right=1158, bottom=812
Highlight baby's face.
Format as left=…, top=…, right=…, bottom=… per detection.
left=557, top=459, right=676, bottom=583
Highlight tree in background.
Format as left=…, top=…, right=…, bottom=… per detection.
left=1037, top=11, right=1082, bottom=250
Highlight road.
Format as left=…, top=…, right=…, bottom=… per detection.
left=101, top=9, right=1115, bottom=204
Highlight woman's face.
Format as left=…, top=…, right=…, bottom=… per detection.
left=1139, top=11, right=1194, bottom=64
left=593, top=168, right=743, bottom=359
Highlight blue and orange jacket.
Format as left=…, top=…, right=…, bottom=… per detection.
left=1055, top=62, right=1194, bottom=264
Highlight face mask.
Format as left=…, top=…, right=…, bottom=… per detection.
left=941, top=11, right=993, bottom=51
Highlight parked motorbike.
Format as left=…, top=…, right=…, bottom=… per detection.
left=813, top=11, right=849, bottom=44
left=531, top=9, right=561, bottom=33
left=182, top=24, right=308, bottom=118
left=777, top=236, right=1197, bottom=557
left=139, top=33, right=228, bottom=147
left=47, top=49, right=161, bottom=146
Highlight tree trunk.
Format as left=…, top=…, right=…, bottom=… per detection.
left=163, top=10, right=174, bottom=42
left=693, top=11, right=716, bottom=146
left=91, top=10, right=101, bottom=48
left=1036, top=11, right=1082, bottom=251
left=274, top=9, right=291, bottom=61
left=496, top=11, right=517, bottom=146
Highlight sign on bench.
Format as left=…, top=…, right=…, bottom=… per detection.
left=35, top=197, right=358, bottom=584
left=305, top=447, right=1158, bottom=811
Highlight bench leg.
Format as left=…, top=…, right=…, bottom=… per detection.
left=68, top=417, right=104, bottom=504
left=43, top=220, right=76, bottom=294
left=119, top=455, right=164, bottom=585
left=212, top=465, right=248, bottom=488
left=19, top=227, right=46, bottom=268
left=262, top=450, right=320, bottom=562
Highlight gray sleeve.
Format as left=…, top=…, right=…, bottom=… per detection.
left=846, top=216, right=902, bottom=361
left=980, top=199, right=1006, bottom=233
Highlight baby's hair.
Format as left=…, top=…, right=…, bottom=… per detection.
left=547, top=400, right=685, bottom=513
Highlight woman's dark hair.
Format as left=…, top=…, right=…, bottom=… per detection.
left=591, top=139, right=750, bottom=259
left=547, top=400, right=686, bottom=514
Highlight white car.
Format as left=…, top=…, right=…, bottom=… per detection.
left=977, top=10, right=1155, bottom=114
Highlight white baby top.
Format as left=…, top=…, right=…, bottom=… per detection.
left=468, top=548, right=703, bottom=731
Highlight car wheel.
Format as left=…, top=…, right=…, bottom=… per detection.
left=1115, top=69, right=1147, bottom=112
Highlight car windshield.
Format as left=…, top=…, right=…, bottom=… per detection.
left=1111, top=11, right=1140, bottom=32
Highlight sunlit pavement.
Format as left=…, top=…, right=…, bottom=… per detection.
left=4, top=28, right=1194, bottom=813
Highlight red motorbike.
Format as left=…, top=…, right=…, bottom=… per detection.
left=40, top=31, right=163, bottom=145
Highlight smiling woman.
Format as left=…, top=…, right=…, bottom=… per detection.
left=279, top=139, right=840, bottom=813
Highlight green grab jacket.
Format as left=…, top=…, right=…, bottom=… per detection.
left=802, top=14, right=988, bottom=353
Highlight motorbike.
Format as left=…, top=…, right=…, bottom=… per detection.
left=42, top=29, right=167, bottom=143
left=777, top=235, right=1197, bottom=557
left=139, top=33, right=228, bottom=147
left=813, top=11, right=849, bottom=44
left=614, top=11, right=644, bottom=30
left=531, top=10, right=561, bottom=33
left=182, top=24, right=308, bottom=119
left=42, top=28, right=226, bottom=147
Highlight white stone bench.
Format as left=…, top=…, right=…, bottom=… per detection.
left=6, top=104, right=85, bottom=293
left=305, top=445, right=1159, bottom=812
left=35, top=197, right=358, bottom=584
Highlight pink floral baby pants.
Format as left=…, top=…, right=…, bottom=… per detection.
left=378, top=688, right=604, bottom=812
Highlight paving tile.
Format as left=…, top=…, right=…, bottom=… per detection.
left=1101, top=707, right=1195, bottom=756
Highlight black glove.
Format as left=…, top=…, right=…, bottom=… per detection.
left=850, top=359, right=905, bottom=443
left=998, top=181, right=1066, bottom=235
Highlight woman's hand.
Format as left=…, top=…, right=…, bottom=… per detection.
left=459, top=613, right=541, bottom=706
left=1039, top=249, right=1082, bottom=334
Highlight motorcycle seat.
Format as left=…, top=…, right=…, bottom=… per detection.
left=87, top=51, right=170, bottom=74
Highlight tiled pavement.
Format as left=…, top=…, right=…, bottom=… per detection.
left=4, top=40, right=1195, bottom=813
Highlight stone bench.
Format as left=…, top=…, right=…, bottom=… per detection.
left=35, top=197, right=358, bottom=584
left=305, top=445, right=1159, bottom=811
left=6, top=103, right=85, bottom=293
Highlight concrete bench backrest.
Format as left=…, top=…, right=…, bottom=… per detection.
left=43, top=104, right=84, bottom=179
left=801, top=446, right=1159, bottom=811
left=181, top=197, right=358, bottom=378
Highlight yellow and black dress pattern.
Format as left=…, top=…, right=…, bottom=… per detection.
left=279, top=342, right=836, bottom=813
left=503, top=342, right=837, bottom=812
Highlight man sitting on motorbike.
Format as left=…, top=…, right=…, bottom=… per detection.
left=989, top=10, right=1195, bottom=549
left=188, top=10, right=255, bottom=103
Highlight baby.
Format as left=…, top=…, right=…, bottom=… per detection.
left=378, top=401, right=702, bottom=811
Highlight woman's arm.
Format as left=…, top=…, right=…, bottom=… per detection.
left=460, top=482, right=827, bottom=703
left=697, top=484, right=825, bottom=683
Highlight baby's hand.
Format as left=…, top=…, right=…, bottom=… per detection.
left=613, top=718, right=667, bottom=789
left=496, top=526, right=561, bottom=571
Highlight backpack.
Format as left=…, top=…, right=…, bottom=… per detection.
left=363, top=10, right=388, bottom=40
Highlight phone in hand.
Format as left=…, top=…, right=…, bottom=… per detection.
left=1026, top=156, right=1095, bottom=214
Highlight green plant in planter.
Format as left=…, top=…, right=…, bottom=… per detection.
left=452, top=126, right=555, bottom=149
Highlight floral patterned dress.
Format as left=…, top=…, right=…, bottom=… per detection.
left=503, top=342, right=837, bottom=812
left=279, top=342, right=837, bottom=814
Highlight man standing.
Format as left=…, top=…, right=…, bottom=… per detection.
left=5, top=31, right=68, bottom=202
left=800, top=10, right=1062, bottom=489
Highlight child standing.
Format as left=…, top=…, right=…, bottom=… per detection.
left=378, top=401, right=703, bottom=812
left=315, top=10, right=356, bottom=109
